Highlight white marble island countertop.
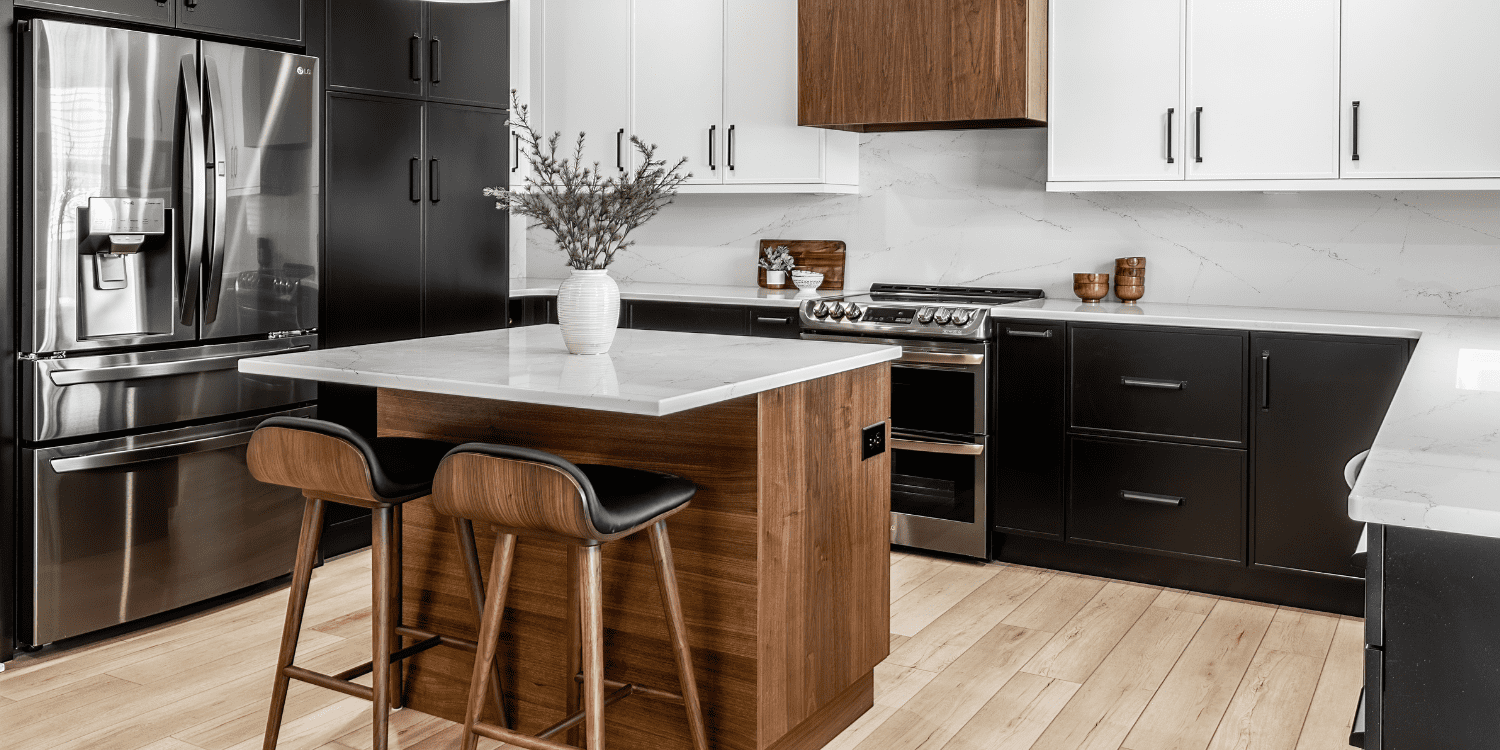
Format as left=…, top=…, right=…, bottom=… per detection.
left=240, top=325, right=900, bottom=416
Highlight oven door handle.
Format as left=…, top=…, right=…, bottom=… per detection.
left=899, top=351, right=984, bottom=366
left=890, top=437, right=985, bottom=456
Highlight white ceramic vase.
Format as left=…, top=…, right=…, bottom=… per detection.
left=556, top=268, right=620, bottom=355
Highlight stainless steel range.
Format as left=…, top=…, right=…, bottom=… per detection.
left=801, top=284, right=1045, bottom=558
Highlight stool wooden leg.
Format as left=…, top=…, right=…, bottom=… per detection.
left=263, top=497, right=326, bottom=750
left=565, top=545, right=582, bottom=746
left=650, top=521, right=709, bottom=750
left=389, top=504, right=404, bottom=711
left=371, top=507, right=395, bottom=750
left=454, top=517, right=511, bottom=728
left=581, top=544, right=606, bottom=750
left=462, top=533, right=516, bottom=750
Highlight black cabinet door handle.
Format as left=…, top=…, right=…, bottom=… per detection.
left=1121, top=490, right=1184, bottom=507
left=1351, top=101, right=1361, bottom=161
left=728, top=124, right=736, bottom=170
left=409, top=35, right=422, bottom=81
left=617, top=128, right=625, bottom=173
left=1166, top=107, right=1175, bottom=164
left=1260, top=350, right=1271, bottom=410
left=430, top=39, right=442, bottom=84
left=409, top=157, right=422, bottom=202
left=1006, top=328, right=1053, bottom=338
left=429, top=159, right=440, bottom=203
left=1121, top=376, right=1185, bottom=390
left=512, top=133, right=520, bottom=173
left=1194, top=107, right=1203, bottom=163
left=756, top=316, right=793, bottom=325
left=709, top=125, right=717, bottom=170
left=184, top=0, right=197, bottom=7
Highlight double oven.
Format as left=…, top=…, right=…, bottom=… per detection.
left=802, top=284, right=1042, bottom=558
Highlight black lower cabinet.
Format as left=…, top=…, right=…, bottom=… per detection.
left=628, top=301, right=750, bottom=335
left=748, top=307, right=802, bottom=339
left=991, top=320, right=1066, bottom=538
left=508, top=296, right=555, bottom=327
left=423, top=104, right=509, bottom=336
left=1252, top=334, right=1407, bottom=579
left=1368, top=525, right=1500, bottom=749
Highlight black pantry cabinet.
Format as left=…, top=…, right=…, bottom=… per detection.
left=328, top=0, right=508, bottom=108
left=17, top=0, right=304, bottom=44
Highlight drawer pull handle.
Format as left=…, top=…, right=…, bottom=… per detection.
left=1006, top=328, right=1053, bottom=338
left=890, top=438, right=984, bottom=456
left=1120, top=490, right=1184, bottom=507
left=1121, top=376, right=1185, bottom=390
left=756, top=316, right=793, bottom=325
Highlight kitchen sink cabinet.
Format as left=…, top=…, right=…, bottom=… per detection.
left=1251, top=333, right=1408, bottom=579
left=990, top=320, right=1067, bottom=539
left=177, top=0, right=303, bottom=45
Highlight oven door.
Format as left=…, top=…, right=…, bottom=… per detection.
left=802, top=333, right=987, bottom=437
left=889, top=433, right=988, bottom=558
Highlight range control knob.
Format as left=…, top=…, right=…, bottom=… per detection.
left=812, top=301, right=830, bottom=319
left=828, top=302, right=846, bottom=320
left=934, top=307, right=953, bottom=325
left=844, top=303, right=863, bottom=321
left=951, top=309, right=974, bottom=326
left=916, top=307, right=936, bottom=324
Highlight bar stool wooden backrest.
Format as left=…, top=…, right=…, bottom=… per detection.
left=248, top=424, right=392, bottom=506
left=431, top=443, right=709, bottom=750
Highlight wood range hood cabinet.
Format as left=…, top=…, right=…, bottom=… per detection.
left=797, top=0, right=1047, bottom=132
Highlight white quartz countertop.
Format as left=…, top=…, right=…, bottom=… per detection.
left=240, top=325, right=899, bottom=417
left=510, top=278, right=844, bottom=308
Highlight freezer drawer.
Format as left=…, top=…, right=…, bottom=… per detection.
left=22, top=408, right=312, bottom=646
left=23, top=335, right=317, bottom=442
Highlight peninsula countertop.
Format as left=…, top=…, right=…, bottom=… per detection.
left=238, top=325, right=900, bottom=416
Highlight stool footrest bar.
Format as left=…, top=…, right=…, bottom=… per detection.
left=537, top=685, right=634, bottom=740
left=330, top=636, right=444, bottom=682
left=283, top=665, right=376, bottom=701
left=572, top=672, right=687, bottom=706
left=396, top=625, right=479, bottom=654
left=472, top=721, right=576, bottom=750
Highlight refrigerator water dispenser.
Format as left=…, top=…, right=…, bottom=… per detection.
left=78, top=197, right=175, bottom=340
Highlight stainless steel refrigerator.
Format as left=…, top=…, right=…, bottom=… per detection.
left=16, top=19, right=320, bottom=648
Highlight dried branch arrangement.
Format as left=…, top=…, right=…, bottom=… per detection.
left=485, top=92, right=690, bottom=270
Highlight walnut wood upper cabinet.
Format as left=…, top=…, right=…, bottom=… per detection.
left=539, top=0, right=858, bottom=193
left=1049, top=0, right=1339, bottom=185
left=798, top=0, right=1046, bottom=132
left=1342, top=0, right=1500, bottom=178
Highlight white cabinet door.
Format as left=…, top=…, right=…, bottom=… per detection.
left=541, top=0, right=630, bottom=174
left=1344, top=0, right=1500, bottom=177
left=724, top=0, right=825, bottom=183
left=1186, top=0, right=1338, bottom=180
left=1049, top=0, right=1185, bottom=182
left=634, top=0, right=723, bottom=184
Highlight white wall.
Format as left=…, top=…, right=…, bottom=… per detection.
left=522, top=128, right=1500, bottom=317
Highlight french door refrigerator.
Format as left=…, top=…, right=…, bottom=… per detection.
left=14, top=18, right=320, bottom=650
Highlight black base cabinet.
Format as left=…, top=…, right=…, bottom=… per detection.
left=991, top=320, right=1066, bottom=538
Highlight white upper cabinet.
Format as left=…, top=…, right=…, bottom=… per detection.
left=1342, top=0, right=1500, bottom=178
left=539, top=0, right=630, bottom=173
left=539, top=0, right=857, bottom=193
left=1186, top=0, right=1339, bottom=180
left=1048, top=0, right=1185, bottom=182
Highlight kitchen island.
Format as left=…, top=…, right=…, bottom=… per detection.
left=240, top=326, right=901, bottom=750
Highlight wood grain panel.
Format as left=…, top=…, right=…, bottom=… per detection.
left=757, top=240, right=845, bottom=291
left=246, top=426, right=387, bottom=506
left=797, top=0, right=1046, bottom=131
left=378, top=361, right=891, bottom=750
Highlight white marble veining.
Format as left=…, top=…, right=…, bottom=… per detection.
left=522, top=128, right=1500, bottom=318
left=511, top=278, right=843, bottom=307
left=239, top=326, right=899, bottom=417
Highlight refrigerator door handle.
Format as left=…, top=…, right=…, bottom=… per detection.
left=49, top=430, right=255, bottom=473
left=48, top=346, right=311, bottom=386
left=179, top=55, right=207, bottom=327
left=202, top=55, right=230, bottom=325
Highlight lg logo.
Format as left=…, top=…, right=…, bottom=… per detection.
left=296, top=67, right=313, bottom=76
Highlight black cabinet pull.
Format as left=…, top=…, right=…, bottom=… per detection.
left=728, top=124, right=736, bottom=170
left=184, top=0, right=197, bottom=7
left=429, top=159, right=440, bottom=203
left=756, top=316, right=793, bottom=325
left=1194, top=107, right=1203, bottom=163
left=409, top=157, right=421, bottom=202
left=1120, top=376, right=1185, bottom=390
left=709, top=125, right=717, bottom=170
left=1166, top=107, right=1175, bottom=164
left=409, top=35, right=422, bottom=81
left=1006, top=328, right=1053, bottom=339
left=1352, top=101, right=1361, bottom=161
left=1121, top=490, right=1184, bottom=507
left=616, top=128, right=625, bottom=173
left=430, top=39, right=442, bottom=84
left=1260, top=350, right=1271, bottom=410
left=512, top=133, right=520, bottom=173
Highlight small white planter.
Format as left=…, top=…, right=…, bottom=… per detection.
left=765, top=270, right=787, bottom=287
left=556, top=268, right=621, bottom=355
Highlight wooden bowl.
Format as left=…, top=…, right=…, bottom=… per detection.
left=1115, top=281, right=1145, bottom=304
left=1116, top=256, right=1147, bottom=269
left=1074, top=272, right=1110, bottom=283
left=1114, top=266, right=1146, bottom=277
left=1075, top=282, right=1109, bottom=303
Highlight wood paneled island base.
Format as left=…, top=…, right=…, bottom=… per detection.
left=376, top=362, right=891, bottom=750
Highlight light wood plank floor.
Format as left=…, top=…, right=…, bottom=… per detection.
left=0, top=549, right=1363, bottom=750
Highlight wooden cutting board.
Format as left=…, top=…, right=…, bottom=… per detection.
left=758, top=239, right=846, bottom=290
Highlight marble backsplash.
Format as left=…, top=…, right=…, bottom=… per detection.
left=520, top=128, right=1500, bottom=317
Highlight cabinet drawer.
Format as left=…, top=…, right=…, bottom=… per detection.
left=1068, top=436, right=1246, bottom=563
left=1071, top=325, right=1247, bottom=445
left=628, top=302, right=749, bottom=336
left=748, top=307, right=802, bottom=339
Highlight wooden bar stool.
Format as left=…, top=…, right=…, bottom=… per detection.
left=246, top=417, right=508, bottom=750
left=431, top=443, right=711, bottom=750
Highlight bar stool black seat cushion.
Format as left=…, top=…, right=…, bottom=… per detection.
left=260, top=416, right=455, bottom=501
left=449, top=443, right=698, bottom=536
